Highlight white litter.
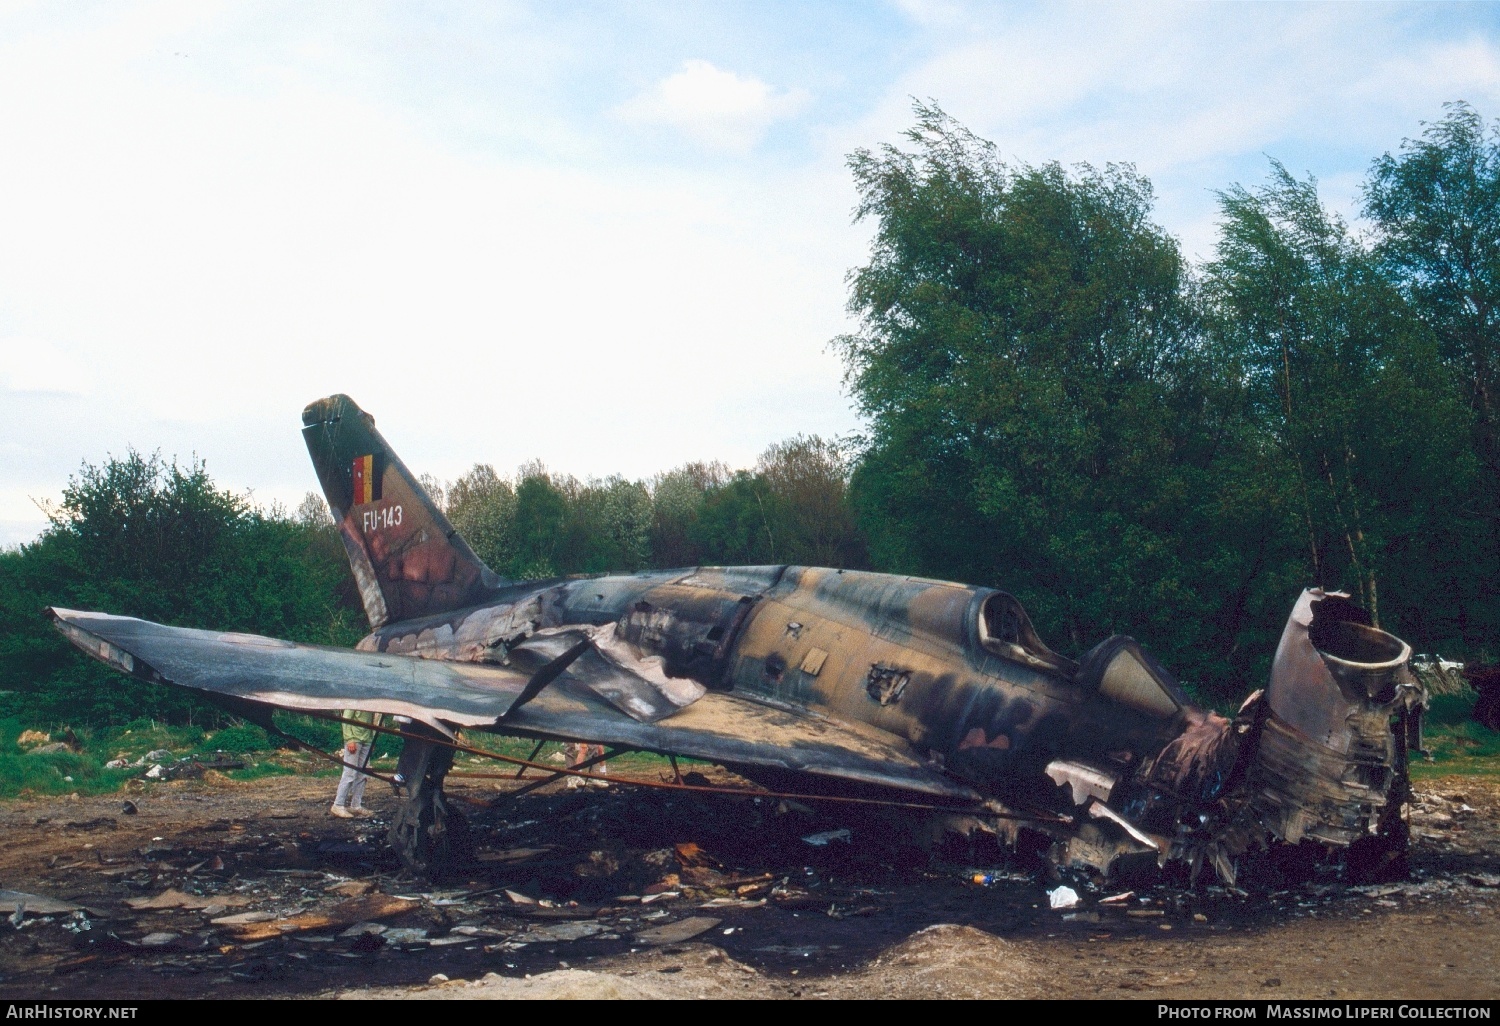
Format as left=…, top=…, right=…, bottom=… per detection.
left=1048, top=886, right=1081, bottom=910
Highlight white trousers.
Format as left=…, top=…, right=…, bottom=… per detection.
left=334, top=741, right=372, bottom=808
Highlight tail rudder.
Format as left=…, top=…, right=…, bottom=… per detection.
left=301, top=394, right=503, bottom=628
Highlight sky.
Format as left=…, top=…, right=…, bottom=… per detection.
left=3, top=1, right=1499, bottom=547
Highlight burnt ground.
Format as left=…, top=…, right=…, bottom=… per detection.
left=0, top=766, right=1497, bottom=1001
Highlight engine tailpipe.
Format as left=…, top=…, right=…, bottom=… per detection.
left=1250, top=589, right=1422, bottom=848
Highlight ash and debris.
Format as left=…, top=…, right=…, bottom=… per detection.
left=0, top=777, right=1497, bottom=999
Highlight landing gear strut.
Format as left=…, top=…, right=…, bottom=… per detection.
left=388, top=731, right=472, bottom=880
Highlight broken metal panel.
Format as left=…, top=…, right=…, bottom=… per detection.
left=607, top=583, right=760, bottom=683
left=511, top=626, right=706, bottom=721
left=1142, top=706, right=1239, bottom=802
left=1250, top=589, right=1421, bottom=849
left=1045, top=759, right=1118, bottom=806
left=1250, top=716, right=1387, bottom=846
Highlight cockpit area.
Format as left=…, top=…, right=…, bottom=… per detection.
left=978, top=590, right=1188, bottom=720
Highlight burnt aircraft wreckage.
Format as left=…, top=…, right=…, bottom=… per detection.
left=51, top=395, right=1426, bottom=885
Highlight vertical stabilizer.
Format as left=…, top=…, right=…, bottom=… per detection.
left=302, top=394, right=503, bottom=628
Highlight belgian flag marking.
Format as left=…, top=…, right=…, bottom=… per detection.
left=351, top=454, right=379, bottom=505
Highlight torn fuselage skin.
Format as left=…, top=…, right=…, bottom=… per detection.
left=356, top=565, right=1423, bottom=885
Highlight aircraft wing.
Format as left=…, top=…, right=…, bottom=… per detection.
left=49, top=608, right=554, bottom=731
left=49, top=608, right=979, bottom=801
left=502, top=683, right=980, bottom=800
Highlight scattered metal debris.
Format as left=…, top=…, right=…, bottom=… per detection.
left=227, top=895, right=417, bottom=942
left=635, top=916, right=721, bottom=945
left=802, top=829, right=852, bottom=847
left=0, top=890, right=93, bottom=917
left=125, top=889, right=251, bottom=911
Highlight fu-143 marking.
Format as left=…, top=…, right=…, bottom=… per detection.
left=361, top=504, right=403, bottom=532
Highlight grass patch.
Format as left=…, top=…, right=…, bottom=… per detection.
left=0, top=717, right=136, bottom=797
left=0, top=714, right=359, bottom=796
left=0, top=748, right=136, bottom=798
left=205, top=723, right=272, bottom=754
left=225, top=761, right=323, bottom=782
left=450, top=733, right=698, bottom=775
left=0, top=713, right=695, bottom=798
left=1410, top=690, right=1500, bottom=778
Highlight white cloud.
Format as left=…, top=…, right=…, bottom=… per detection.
left=617, top=59, right=809, bottom=152
left=4, top=2, right=1499, bottom=549
left=838, top=2, right=1500, bottom=260
left=0, top=13, right=863, bottom=543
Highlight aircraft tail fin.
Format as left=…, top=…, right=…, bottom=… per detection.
left=301, top=394, right=504, bottom=628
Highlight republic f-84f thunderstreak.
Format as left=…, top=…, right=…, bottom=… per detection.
left=51, top=395, right=1426, bottom=883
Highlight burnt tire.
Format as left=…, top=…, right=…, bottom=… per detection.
left=389, top=788, right=471, bottom=881
left=387, top=733, right=471, bottom=881
left=1345, top=812, right=1410, bottom=884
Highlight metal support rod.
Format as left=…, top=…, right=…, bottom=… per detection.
left=492, top=747, right=620, bottom=806
left=515, top=739, right=547, bottom=780
left=285, top=710, right=1062, bottom=822
left=668, top=754, right=683, bottom=784
left=264, top=722, right=398, bottom=786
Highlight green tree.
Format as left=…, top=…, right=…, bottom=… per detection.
left=1367, top=103, right=1500, bottom=496
left=445, top=464, right=517, bottom=575
left=1207, top=162, right=1478, bottom=662
left=0, top=452, right=360, bottom=725
left=1364, top=102, right=1500, bottom=650
left=648, top=462, right=728, bottom=568
left=836, top=103, right=1233, bottom=682
left=509, top=462, right=569, bottom=579
left=566, top=476, right=653, bottom=574
left=690, top=472, right=780, bottom=566
left=755, top=435, right=866, bottom=568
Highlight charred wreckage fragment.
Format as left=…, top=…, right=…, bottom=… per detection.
left=50, top=394, right=1426, bottom=886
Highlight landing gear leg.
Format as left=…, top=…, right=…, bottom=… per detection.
left=388, top=731, right=471, bottom=881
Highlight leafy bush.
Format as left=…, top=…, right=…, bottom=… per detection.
left=0, top=451, right=364, bottom=727
left=204, top=723, right=272, bottom=754
left=271, top=712, right=342, bottom=752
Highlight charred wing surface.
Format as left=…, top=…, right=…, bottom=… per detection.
left=503, top=681, right=981, bottom=800
left=47, top=608, right=534, bottom=728
left=48, top=608, right=697, bottom=728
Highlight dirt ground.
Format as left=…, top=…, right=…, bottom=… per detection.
left=0, top=765, right=1496, bottom=1001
